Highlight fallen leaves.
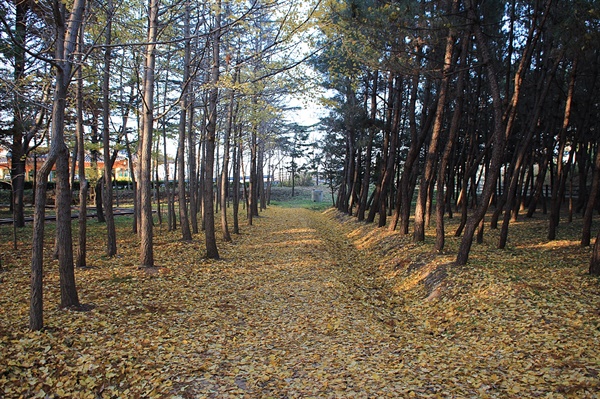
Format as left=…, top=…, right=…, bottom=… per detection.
left=1, top=208, right=599, bottom=397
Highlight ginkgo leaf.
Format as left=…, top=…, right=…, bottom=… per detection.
left=1, top=206, right=599, bottom=398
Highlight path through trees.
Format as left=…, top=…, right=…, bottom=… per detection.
left=0, top=207, right=598, bottom=397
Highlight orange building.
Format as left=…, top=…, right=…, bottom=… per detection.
left=0, top=148, right=132, bottom=182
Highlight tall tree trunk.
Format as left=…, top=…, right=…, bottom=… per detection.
left=188, top=90, right=199, bottom=234
left=139, top=0, right=159, bottom=268
left=233, top=124, right=241, bottom=234
left=415, top=8, right=456, bottom=242
left=162, top=118, right=173, bottom=230
left=456, top=0, right=507, bottom=265
left=498, top=50, right=563, bottom=248
left=221, top=74, right=237, bottom=242
left=204, top=0, right=221, bottom=259
left=258, top=142, right=266, bottom=211
left=357, top=70, right=378, bottom=222
left=124, top=118, right=137, bottom=234
left=102, top=0, right=117, bottom=256
left=590, top=228, right=600, bottom=275
left=548, top=58, right=578, bottom=240
left=390, top=73, right=419, bottom=233
left=436, top=15, right=467, bottom=251
left=177, top=1, right=192, bottom=241
left=155, top=139, right=162, bottom=225
left=378, top=76, right=402, bottom=228
left=248, top=129, right=256, bottom=224
left=367, top=74, right=394, bottom=223
left=11, top=0, right=29, bottom=228
left=76, top=22, right=87, bottom=268
left=526, top=143, right=551, bottom=218
left=582, top=145, right=600, bottom=247
left=30, top=0, right=85, bottom=330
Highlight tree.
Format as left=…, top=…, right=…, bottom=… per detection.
left=138, top=0, right=159, bottom=268
left=204, top=0, right=221, bottom=259
left=102, top=0, right=117, bottom=256
left=75, top=18, right=88, bottom=269
left=30, top=0, right=86, bottom=331
left=414, top=0, right=457, bottom=243
left=2, top=0, right=50, bottom=228
left=591, top=229, right=600, bottom=275
left=455, top=0, right=507, bottom=265
left=177, top=0, right=192, bottom=242
left=283, top=124, right=309, bottom=197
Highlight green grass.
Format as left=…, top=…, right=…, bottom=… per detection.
left=270, top=197, right=333, bottom=211
left=269, top=186, right=334, bottom=211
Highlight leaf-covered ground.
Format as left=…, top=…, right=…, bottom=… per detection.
left=0, top=206, right=599, bottom=398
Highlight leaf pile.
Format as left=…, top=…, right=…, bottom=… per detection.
left=1, top=208, right=599, bottom=398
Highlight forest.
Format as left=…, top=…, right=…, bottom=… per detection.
left=0, top=0, right=600, bottom=396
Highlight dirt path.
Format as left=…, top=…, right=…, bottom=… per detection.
left=175, top=207, right=411, bottom=398
left=3, top=206, right=598, bottom=397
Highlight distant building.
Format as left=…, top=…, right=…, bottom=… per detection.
left=0, top=148, right=133, bottom=182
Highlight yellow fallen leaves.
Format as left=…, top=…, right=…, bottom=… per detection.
left=1, top=207, right=600, bottom=397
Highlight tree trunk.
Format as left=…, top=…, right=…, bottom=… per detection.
left=248, top=127, right=257, bottom=225
left=357, top=71, right=378, bottom=221
left=10, top=0, right=29, bottom=228
left=378, top=76, right=402, bottom=228
left=139, top=0, right=159, bottom=268
left=188, top=90, right=199, bottom=234
left=233, top=124, right=241, bottom=234
left=390, top=73, right=418, bottom=233
left=456, top=0, right=507, bottom=266
left=498, top=50, right=563, bottom=248
left=367, top=74, right=394, bottom=223
left=102, top=0, right=117, bottom=256
left=76, top=23, right=87, bottom=268
left=177, top=2, right=192, bottom=241
left=124, top=120, right=138, bottom=233
left=590, top=228, right=600, bottom=275
left=221, top=74, right=237, bottom=242
left=436, top=13, right=467, bottom=251
left=548, top=58, right=578, bottom=240
left=582, top=145, right=600, bottom=246
left=204, top=0, right=221, bottom=259
left=30, top=0, right=85, bottom=330
left=415, top=8, right=456, bottom=242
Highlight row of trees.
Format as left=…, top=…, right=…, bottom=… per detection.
left=313, top=0, right=600, bottom=270
left=0, top=0, right=320, bottom=330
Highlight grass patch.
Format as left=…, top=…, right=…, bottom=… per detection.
left=270, top=197, right=332, bottom=211
left=269, top=186, right=333, bottom=211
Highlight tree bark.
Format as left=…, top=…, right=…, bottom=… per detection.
left=367, top=74, right=394, bottom=223
left=456, top=0, right=507, bottom=266
left=177, top=1, right=193, bottom=241
left=436, top=14, right=467, bottom=251
left=233, top=124, right=241, bottom=234
left=188, top=89, right=199, bottom=234
left=582, top=145, right=600, bottom=247
left=590, top=228, right=600, bottom=275
left=30, top=0, right=86, bottom=330
left=204, top=0, right=221, bottom=259
left=139, top=0, right=159, bottom=268
left=10, top=0, right=29, bottom=228
left=415, top=6, right=456, bottom=242
left=76, top=22, right=87, bottom=268
left=377, top=76, right=402, bottom=228
left=357, top=71, right=378, bottom=221
left=102, top=0, right=117, bottom=256
left=221, top=73, right=237, bottom=242
left=498, top=49, right=562, bottom=248
left=548, top=58, right=578, bottom=240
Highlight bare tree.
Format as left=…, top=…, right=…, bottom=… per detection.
left=30, top=0, right=86, bottom=331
